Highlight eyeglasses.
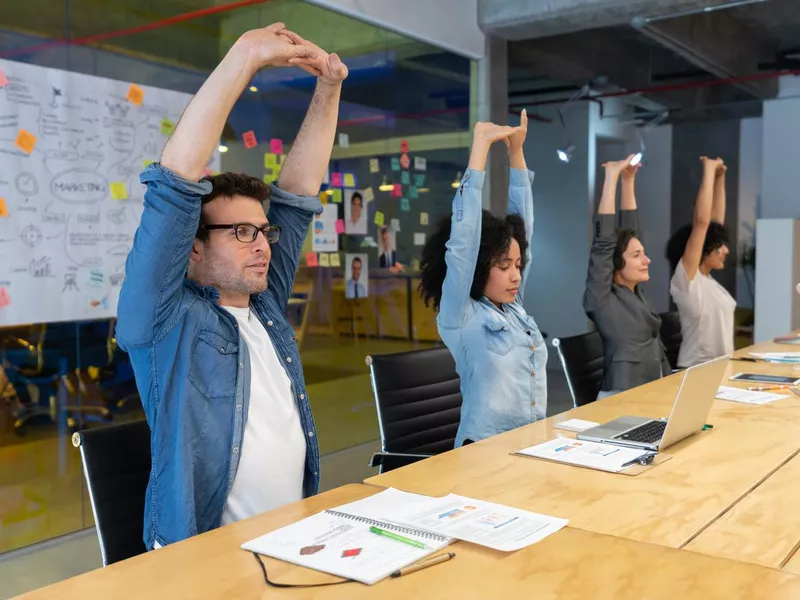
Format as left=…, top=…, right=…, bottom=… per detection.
left=201, top=223, right=281, bottom=244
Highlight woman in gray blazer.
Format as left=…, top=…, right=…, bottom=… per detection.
left=583, top=155, right=670, bottom=398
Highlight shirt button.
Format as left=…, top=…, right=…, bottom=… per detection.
left=313, top=471, right=318, bottom=476
left=267, top=320, right=273, bottom=326
left=220, top=346, right=225, bottom=352
left=530, top=370, right=536, bottom=377
left=529, top=345, right=535, bottom=351
left=300, top=393, right=305, bottom=400
left=233, top=447, right=239, bottom=454
left=286, top=357, right=292, bottom=363
left=236, top=404, right=242, bottom=411
left=308, top=431, right=315, bottom=438
left=531, top=400, right=536, bottom=406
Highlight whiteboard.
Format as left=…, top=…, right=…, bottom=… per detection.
left=0, top=59, right=219, bottom=326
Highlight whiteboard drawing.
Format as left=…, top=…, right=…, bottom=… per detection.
left=0, top=59, right=220, bottom=326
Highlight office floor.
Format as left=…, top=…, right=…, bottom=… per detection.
left=0, top=325, right=574, bottom=598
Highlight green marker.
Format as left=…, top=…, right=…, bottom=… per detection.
left=369, top=526, right=426, bottom=549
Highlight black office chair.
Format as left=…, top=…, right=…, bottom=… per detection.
left=659, top=311, right=683, bottom=372
left=366, top=346, right=462, bottom=473
left=72, top=419, right=151, bottom=566
left=551, top=330, right=605, bottom=407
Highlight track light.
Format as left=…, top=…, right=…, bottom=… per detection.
left=249, top=86, right=258, bottom=92
left=557, top=144, right=575, bottom=164
left=218, top=145, right=229, bottom=153
left=451, top=171, right=462, bottom=188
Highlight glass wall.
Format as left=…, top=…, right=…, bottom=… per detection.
left=0, top=0, right=474, bottom=554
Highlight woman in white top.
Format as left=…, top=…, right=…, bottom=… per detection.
left=666, top=157, right=736, bottom=368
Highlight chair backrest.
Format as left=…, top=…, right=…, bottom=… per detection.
left=73, top=420, right=151, bottom=566
left=551, top=330, right=605, bottom=407
left=366, top=346, right=462, bottom=455
left=659, top=311, right=683, bottom=371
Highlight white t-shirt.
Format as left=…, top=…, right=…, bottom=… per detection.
left=670, top=261, right=736, bottom=368
left=220, top=305, right=306, bottom=525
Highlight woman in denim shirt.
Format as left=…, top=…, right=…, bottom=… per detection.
left=419, top=110, right=548, bottom=447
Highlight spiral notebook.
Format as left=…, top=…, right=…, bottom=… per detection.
left=241, top=488, right=452, bottom=585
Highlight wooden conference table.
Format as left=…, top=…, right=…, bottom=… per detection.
left=15, top=336, right=800, bottom=598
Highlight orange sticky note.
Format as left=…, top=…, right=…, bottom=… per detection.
left=0, top=287, right=10, bottom=309
left=306, top=252, right=319, bottom=267
left=0, top=198, right=7, bottom=217
left=127, top=83, right=144, bottom=106
left=0, top=67, right=7, bottom=87
left=15, top=129, right=36, bottom=154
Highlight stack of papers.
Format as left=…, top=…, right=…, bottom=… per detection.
left=749, top=352, right=800, bottom=363
left=554, top=419, right=599, bottom=433
left=515, top=437, right=653, bottom=473
left=716, top=385, right=790, bottom=405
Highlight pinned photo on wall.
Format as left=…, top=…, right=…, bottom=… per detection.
left=312, top=204, right=339, bottom=252
left=378, top=225, right=398, bottom=269
left=345, top=254, right=369, bottom=299
left=414, top=156, right=427, bottom=171
left=344, top=189, right=367, bottom=235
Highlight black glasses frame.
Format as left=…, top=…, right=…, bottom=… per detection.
left=201, top=223, right=281, bottom=243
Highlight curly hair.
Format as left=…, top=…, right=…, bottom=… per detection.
left=418, top=210, right=528, bottom=312
left=665, top=221, right=729, bottom=271
left=195, top=172, right=271, bottom=241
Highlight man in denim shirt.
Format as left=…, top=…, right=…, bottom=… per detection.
left=116, top=24, right=347, bottom=549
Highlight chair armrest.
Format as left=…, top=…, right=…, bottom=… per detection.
left=369, top=451, right=433, bottom=470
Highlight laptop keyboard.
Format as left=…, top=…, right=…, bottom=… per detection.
left=615, top=420, right=667, bottom=444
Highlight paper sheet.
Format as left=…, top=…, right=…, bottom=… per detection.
left=716, top=385, right=790, bottom=405
left=516, top=437, right=652, bottom=473
left=393, top=494, right=567, bottom=552
left=553, top=419, right=599, bottom=433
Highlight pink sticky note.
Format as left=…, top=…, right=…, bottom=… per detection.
left=270, top=139, right=283, bottom=154
left=0, top=67, right=8, bottom=88
left=305, top=252, right=319, bottom=267
left=335, top=219, right=345, bottom=234
left=331, top=172, right=343, bottom=187
left=0, top=287, right=10, bottom=309
left=242, top=130, right=257, bottom=149
left=392, top=184, right=402, bottom=198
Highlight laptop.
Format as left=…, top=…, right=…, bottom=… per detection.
left=577, top=356, right=730, bottom=452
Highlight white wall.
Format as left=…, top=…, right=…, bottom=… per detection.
left=737, top=117, right=762, bottom=308
left=762, top=77, right=800, bottom=219
left=754, top=219, right=800, bottom=342
left=304, top=0, right=485, bottom=59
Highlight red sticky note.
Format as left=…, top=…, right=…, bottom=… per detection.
left=331, top=172, right=343, bottom=187
left=15, top=129, right=37, bottom=154
left=335, top=219, right=345, bottom=234
left=305, top=252, right=318, bottom=267
left=0, top=287, right=10, bottom=309
left=342, top=548, right=362, bottom=558
left=392, top=184, right=402, bottom=198
left=270, top=139, right=283, bottom=154
left=400, top=139, right=409, bottom=153
left=0, top=67, right=7, bottom=88
left=242, top=130, right=257, bottom=149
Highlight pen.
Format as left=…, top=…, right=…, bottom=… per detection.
left=369, top=526, right=427, bottom=549
left=732, top=357, right=761, bottom=362
left=621, top=452, right=656, bottom=468
left=747, top=385, right=790, bottom=392
left=391, top=552, right=455, bottom=578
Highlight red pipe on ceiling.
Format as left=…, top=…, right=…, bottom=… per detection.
left=0, top=0, right=273, bottom=59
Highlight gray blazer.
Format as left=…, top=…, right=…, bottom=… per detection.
left=583, top=210, right=670, bottom=392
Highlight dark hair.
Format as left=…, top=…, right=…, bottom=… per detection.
left=665, top=221, right=729, bottom=271
left=351, top=192, right=363, bottom=205
left=614, top=229, right=639, bottom=272
left=418, top=210, right=528, bottom=312
left=196, top=172, right=271, bottom=240
left=351, top=256, right=362, bottom=267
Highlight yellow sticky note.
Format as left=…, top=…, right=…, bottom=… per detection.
left=420, top=212, right=429, bottom=226
left=127, top=83, right=144, bottom=106
left=263, top=173, right=278, bottom=185
left=320, top=192, right=328, bottom=204
left=330, top=189, right=342, bottom=204
left=161, top=118, right=175, bottom=136
left=143, top=159, right=153, bottom=169
left=374, top=211, right=385, bottom=226
left=0, top=198, right=7, bottom=217
left=319, top=253, right=331, bottom=267
left=15, top=129, right=37, bottom=154
left=265, top=153, right=284, bottom=168
left=110, top=182, right=128, bottom=200
left=343, top=173, right=356, bottom=188
left=330, top=253, right=341, bottom=267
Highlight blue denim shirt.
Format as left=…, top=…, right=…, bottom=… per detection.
left=438, top=168, right=548, bottom=447
left=116, top=164, right=321, bottom=549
